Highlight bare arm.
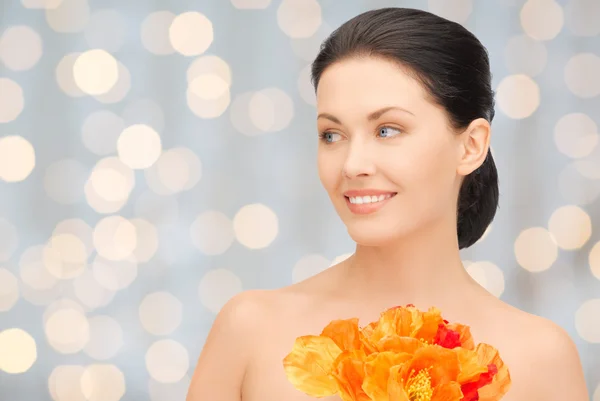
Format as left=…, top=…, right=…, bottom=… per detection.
left=186, top=290, right=265, bottom=401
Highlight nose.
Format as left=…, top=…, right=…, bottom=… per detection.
left=342, top=140, right=376, bottom=179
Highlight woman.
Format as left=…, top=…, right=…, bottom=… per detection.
left=187, top=7, right=589, bottom=401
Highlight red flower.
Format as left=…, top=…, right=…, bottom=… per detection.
left=434, top=323, right=462, bottom=349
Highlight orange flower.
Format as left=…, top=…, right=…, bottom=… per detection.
left=282, top=305, right=511, bottom=401
left=283, top=318, right=373, bottom=397
left=282, top=335, right=342, bottom=396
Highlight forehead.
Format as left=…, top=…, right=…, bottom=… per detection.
left=315, top=57, right=430, bottom=114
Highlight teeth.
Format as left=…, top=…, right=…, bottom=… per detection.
left=348, top=194, right=393, bottom=204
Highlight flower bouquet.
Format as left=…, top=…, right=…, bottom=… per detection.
left=283, top=304, right=511, bottom=401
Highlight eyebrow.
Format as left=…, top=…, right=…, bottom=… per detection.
left=317, top=106, right=415, bottom=124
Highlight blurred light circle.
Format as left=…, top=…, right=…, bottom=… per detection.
left=145, top=340, right=189, bottom=383
left=0, top=135, right=35, bottom=182
left=465, top=261, right=505, bottom=297
left=81, top=364, right=126, bottom=401
left=198, top=268, right=243, bottom=314
left=277, top=0, right=322, bottom=38
left=21, top=0, right=64, bottom=9
left=44, top=307, right=90, bottom=354
left=520, top=0, right=564, bottom=41
left=19, top=245, right=59, bottom=290
left=190, top=211, right=234, bottom=255
left=0, top=268, right=19, bottom=311
left=565, top=53, right=600, bottom=99
left=56, top=53, right=85, bottom=97
left=73, top=49, right=119, bottom=95
left=93, top=61, right=131, bottom=104
left=496, top=74, right=540, bottom=119
left=93, top=216, right=137, bottom=261
left=248, top=88, right=294, bottom=132
left=169, top=12, right=213, bottom=56
left=233, top=203, right=278, bottom=249
left=0, top=78, right=24, bottom=123
left=427, top=0, right=473, bottom=24
left=514, top=227, right=558, bottom=272
left=292, top=254, right=330, bottom=284
left=45, top=0, right=90, bottom=33
left=0, top=25, right=43, bottom=71
left=130, top=218, right=159, bottom=263
left=575, top=299, right=600, bottom=343
left=73, top=270, right=115, bottom=310
left=139, top=292, right=183, bottom=335
left=117, top=124, right=162, bottom=169
left=83, top=316, right=123, bottom=360
left=92, top=255, right=138, bottom=291
left=141, top=11, right=176, bottom=55
left=0, top=328, right=37, bottom=373
left=187, top=55, right=232, bottom=86
left=554, top=113, right=598, bottom=159
left=504, top=34, right=547, bottom=77
left=231, top=0, right=271, bottom=9
left=186, top=87, right=231, bottom=119
left=48, top=365, right=86, bottom=401
left=548, top=205, right=592, bottom=250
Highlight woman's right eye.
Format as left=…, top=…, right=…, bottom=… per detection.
left=319, top=132, right=341, bottom=143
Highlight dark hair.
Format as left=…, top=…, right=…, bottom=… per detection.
left=311, top=7, right=499, bottom=250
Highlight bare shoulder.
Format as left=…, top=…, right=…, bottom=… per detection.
left=187, top=289, right=280, bottom=401
left=491, top=302, right=589, bottom=400
left=522, top=310, right=588, bottom=397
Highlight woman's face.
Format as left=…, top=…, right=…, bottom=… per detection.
left=316, top=57, right=467, bottom=246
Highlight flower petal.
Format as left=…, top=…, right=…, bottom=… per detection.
left=414, top=307, right=445, bottom=342
left=362, top=351, right=414, bottom=399
left=320, top=318, right=365, bottom=350
left=454, top=348, right=488, bottom=383
left=388, top=365, right=411, bottom=401
left=282, top=335, right=342, bottom=396
left=373, top=306, right=423, bottom=340
left=434, top=324, right=462, bottom=349
left=431, top=382, right=464, bottom=401
left=474, top=343, right=511, bottom=401
left=399, top=345, right=460, bottom=386
left=332, top=349, right=372, bottom=401
left=376, top=335, right=424, bottom=354
left=446, top=323, right=475, bottom=350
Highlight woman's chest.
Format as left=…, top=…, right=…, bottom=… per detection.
left=240, top=308, right=535, bottom=401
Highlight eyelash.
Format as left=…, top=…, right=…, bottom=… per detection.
left=318, top=126, right=403, bottom=144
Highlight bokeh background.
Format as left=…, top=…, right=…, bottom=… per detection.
left=1, top=0, right=599, bottom=399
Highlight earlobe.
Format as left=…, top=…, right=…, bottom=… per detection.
left=457, top=118, right=491, bottom=176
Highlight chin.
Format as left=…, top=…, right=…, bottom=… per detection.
left=345, top=222, right=403, bottom=247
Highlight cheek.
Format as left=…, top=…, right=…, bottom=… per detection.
left=317, top=150, right=339, bottom=193
left=384, top=144, right=457, bottom=205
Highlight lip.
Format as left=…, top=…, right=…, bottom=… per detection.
left=343, top=190, right=397, bottom=215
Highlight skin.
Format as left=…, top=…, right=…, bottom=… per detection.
left=187, top=57, right=589, bottom=401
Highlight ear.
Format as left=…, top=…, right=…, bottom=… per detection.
left=456, top=118, right=491, bottom=177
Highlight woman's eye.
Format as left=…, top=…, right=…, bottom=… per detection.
left=321, top=132, right=342, bottom=143
left=378, top=126, right=402, bottom=138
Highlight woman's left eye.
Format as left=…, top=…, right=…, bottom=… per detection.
left=377, top=126, right=402, bottom=138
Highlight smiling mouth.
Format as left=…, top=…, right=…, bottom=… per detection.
left=345, top=193, right=397, bottom=204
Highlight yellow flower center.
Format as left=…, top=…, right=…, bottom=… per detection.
left=418, top=338, right=431, bottom=346
left=406, top=368, right=433, bottom=401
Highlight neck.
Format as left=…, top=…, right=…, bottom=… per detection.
left=340, top=219, right=482, bottom=310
